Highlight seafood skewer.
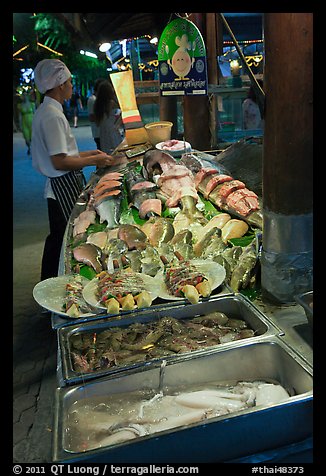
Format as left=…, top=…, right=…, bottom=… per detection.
left=62, top=275, right=93, bottom=317
left=96, top=270, right=153, bottom=312
left=164, top=260, right=212, bottom=304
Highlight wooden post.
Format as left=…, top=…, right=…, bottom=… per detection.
left=261, top=13, right=313, bottom=303
left=183, top=13, right=211, bottom=150
left=159, top=95, right=178, bottom=138
left=206, top=13, right=219, bottom=148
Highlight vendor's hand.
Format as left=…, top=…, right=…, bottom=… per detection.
left=94, top=153, right=115, bottom=168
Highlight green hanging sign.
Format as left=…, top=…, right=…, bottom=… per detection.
left=158, top=17, right=208, bottom=96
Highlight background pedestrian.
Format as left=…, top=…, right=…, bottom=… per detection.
left=18, top=90, right=35, bottom=155
left=70, top=87, right=83, bottom=127
left=242, top=79, right=264, bottom=130
left=93, top=79, right=125, bottom=154
left=87, top=77, right=106, bottom=149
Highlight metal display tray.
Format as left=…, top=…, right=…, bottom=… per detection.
left=295, top=291, right=313, bottom=328
left=58, top=293, right=284, bottom=386
left=52, top=337, right=313, bottom=463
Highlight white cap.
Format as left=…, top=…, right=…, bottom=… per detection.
left=34, top=59, right=71, bottom=94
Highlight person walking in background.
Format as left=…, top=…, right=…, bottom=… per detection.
left=87, top=78, right=105, bottom=149
left=70, top=87, right=83, bottom=127
left=62, top=98, right=70, bottom=120
left=93, top=79, right=125, bottom=154
left=242, top=79, right=264, bottom=131
left=31, top=59, right=115, bottom=280
left=17, top=90, right=35, bottom=155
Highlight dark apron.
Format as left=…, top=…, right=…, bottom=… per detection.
left=50, top=170, right=86, bottom=221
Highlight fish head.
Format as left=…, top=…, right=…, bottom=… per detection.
left=143, top=150, right=176, bottom=179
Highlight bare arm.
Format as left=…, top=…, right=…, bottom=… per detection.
left=51, top=150, right=115, bottom=171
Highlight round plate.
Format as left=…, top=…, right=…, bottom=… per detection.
left=154, top=259, right=226, bottom=300
left=156, top=140, right=192, bottom=157
left=32, top=274, right=96, bottom=318
left=82, top=272, right=160, bottom=310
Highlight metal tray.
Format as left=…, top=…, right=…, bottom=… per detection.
left=58, top=293, right=284, bottom=385
left=295, top=291, right=313, bottom=328
left=53, top=337, right=313, bottom=463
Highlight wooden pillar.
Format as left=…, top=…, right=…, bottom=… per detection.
left=206, top=13, right=219, bottom=148
left=159, top=95, right=178, bottom=138
left=261, top=13, right=313, bottom=303
left=183, top=13, right=210, bottom=150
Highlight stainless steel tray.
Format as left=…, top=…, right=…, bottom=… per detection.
left=58, top=294, right=284, bottom=385
left=53, top=337, right=313, bottom=463
left=51, top=286, right=233, bottom=330
left=295, top=291, right=313, bottom=328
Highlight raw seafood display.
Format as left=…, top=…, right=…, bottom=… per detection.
left=64, top=379, right=290, bottom=452
left=69, top=315, right=255, bottom=374
left=67, top=149, right=263, bottom=294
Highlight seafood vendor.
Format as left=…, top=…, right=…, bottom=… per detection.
left=31, top=59, right=114, bottom=280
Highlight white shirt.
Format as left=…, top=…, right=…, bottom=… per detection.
left=31, top=96, right=79, bottom=199
left=87, top=94, right=100, bottom=139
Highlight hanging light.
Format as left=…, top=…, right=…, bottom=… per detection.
left=150, top=37, right=158, bottom=45
left=230, top=59, right=240, bottom=76
left=99, top=42, right=111, bottom=52
left=80, top=50, right=98, bottom=58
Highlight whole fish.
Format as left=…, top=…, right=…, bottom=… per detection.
left=73, top=209, right=97, bottom=237
left=124, top=164, right=161, bottom=219
left=73, top=243, right=103, bottom=273
left=118, top=224, right=148, bottom=250
left=94, top=191, right=122, bottom=229
left=141, top=217, right=174, bottom=247
left=142, top=149, right=177, bottom=179
left=229, top=242, right=258, bottom=292
left=173, top=195, right=207, bottom=235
